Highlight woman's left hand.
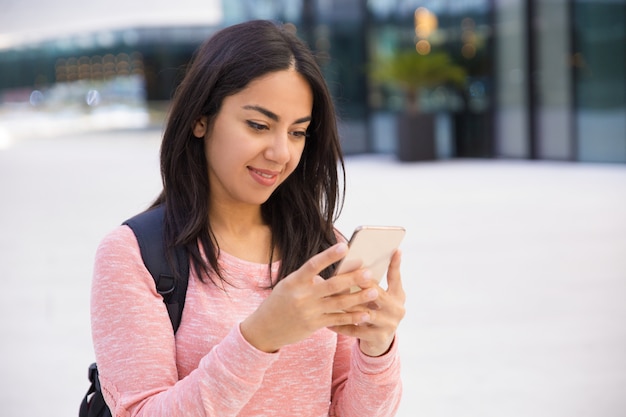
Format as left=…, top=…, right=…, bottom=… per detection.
left=329, top=250, right=406, bottom=357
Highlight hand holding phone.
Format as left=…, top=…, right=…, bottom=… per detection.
left=336, top=226, right=406, bottom=292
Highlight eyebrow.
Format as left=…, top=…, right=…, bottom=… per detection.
left=242, top=105, right=311, bottom=124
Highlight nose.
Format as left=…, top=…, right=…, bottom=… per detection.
left=264, top=132, right=291, bottom=165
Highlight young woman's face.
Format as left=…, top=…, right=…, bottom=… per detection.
left=194, top=69, right=313, bottom=209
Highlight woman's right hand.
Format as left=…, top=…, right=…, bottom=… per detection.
left=239, top=243, right=380, bottom=353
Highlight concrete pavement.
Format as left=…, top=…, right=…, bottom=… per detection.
left=1, top=129, right=625, bottom=416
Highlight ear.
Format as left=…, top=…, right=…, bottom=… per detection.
left=193, top=116, right=208, bottom=138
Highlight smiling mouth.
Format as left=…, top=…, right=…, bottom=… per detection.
left=252, top=169, right=274, bottom=179
left=248, top=166, right=281, bottom=186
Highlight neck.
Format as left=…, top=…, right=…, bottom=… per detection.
left=208, top=202, right=274, bottom=263
left=209, top=201, right=264, bottom=234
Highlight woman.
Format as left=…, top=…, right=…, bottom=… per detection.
left=91, top=19, right=405, bottom=417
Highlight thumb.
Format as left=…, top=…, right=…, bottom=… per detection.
left=386, top=250, right=403, bottom=294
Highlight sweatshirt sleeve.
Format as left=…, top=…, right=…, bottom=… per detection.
left=329, top=333, right=402, bottom=417
left=90, top=226, right=279, bottom=417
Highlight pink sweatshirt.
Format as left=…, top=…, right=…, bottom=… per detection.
left=91, top=225, right=402, bottom=417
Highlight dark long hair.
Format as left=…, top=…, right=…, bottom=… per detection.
left=151, top=20, right=345, bottom=286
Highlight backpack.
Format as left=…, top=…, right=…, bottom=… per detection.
left=79, top=205, right=189, bottom=417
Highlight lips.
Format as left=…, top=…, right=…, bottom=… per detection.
left=248, top=166, right=280, bottom=186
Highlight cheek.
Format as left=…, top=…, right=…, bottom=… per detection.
left=204, top=136, right=237, bottom=187
left=204, top=122, right=245, bottom=166
left=205, top=142, right=243, bottom=184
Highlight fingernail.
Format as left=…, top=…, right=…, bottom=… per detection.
left=361, top=313, right=371, bottom=323
left=362, top=269, right=373, bottom=280
left=366, top=289, right=378, bottom=299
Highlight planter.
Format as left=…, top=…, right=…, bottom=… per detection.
left=396, top=112, right=436, bottom=162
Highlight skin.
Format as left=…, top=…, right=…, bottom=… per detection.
left=193, top=68, right=405, bottom=357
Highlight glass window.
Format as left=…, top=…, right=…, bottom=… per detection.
left=574, top=0, right=626, bottom=163
left=535, top=0, right=574, bottom=160
left=494, top=0, right=529, bottom=158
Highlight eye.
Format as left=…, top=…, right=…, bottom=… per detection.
left=246, top=120, right=268, bottom=132
left=290, top=130, right=309, bottom=139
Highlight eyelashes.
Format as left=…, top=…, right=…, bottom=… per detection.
left=246, top=120, right=267, bottom=131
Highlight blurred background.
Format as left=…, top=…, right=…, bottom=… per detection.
left=1, top=0, right=625, bottom=162
left=1, top=1, right=626, bottom=417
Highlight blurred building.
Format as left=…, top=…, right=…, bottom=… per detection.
left=0, top=0, right=624, bottom=163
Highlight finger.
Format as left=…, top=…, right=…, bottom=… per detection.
left=320, top=268, right=375, bottom=298
left=298, top=243, right=348, bottom=281
left=386, top=250, right=404, bottom=296
left=327, top=310, right=383, bottom=339
left=322, top=284, right=379, bottom=313
left=312, top=275, right=325, bottom=285
left=328, top=322, right=376, bottom=339
left=323, top=309, right=373, bottom=328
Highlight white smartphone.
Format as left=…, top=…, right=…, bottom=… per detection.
left=335, top=225, right=406, bottom=292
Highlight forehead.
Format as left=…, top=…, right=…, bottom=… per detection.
left=223, top=69, right=313, bottom=117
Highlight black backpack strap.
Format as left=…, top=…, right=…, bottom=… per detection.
left=123, top=205, right=189, bottom=333
left=80, top=363, right=110, bottom=417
